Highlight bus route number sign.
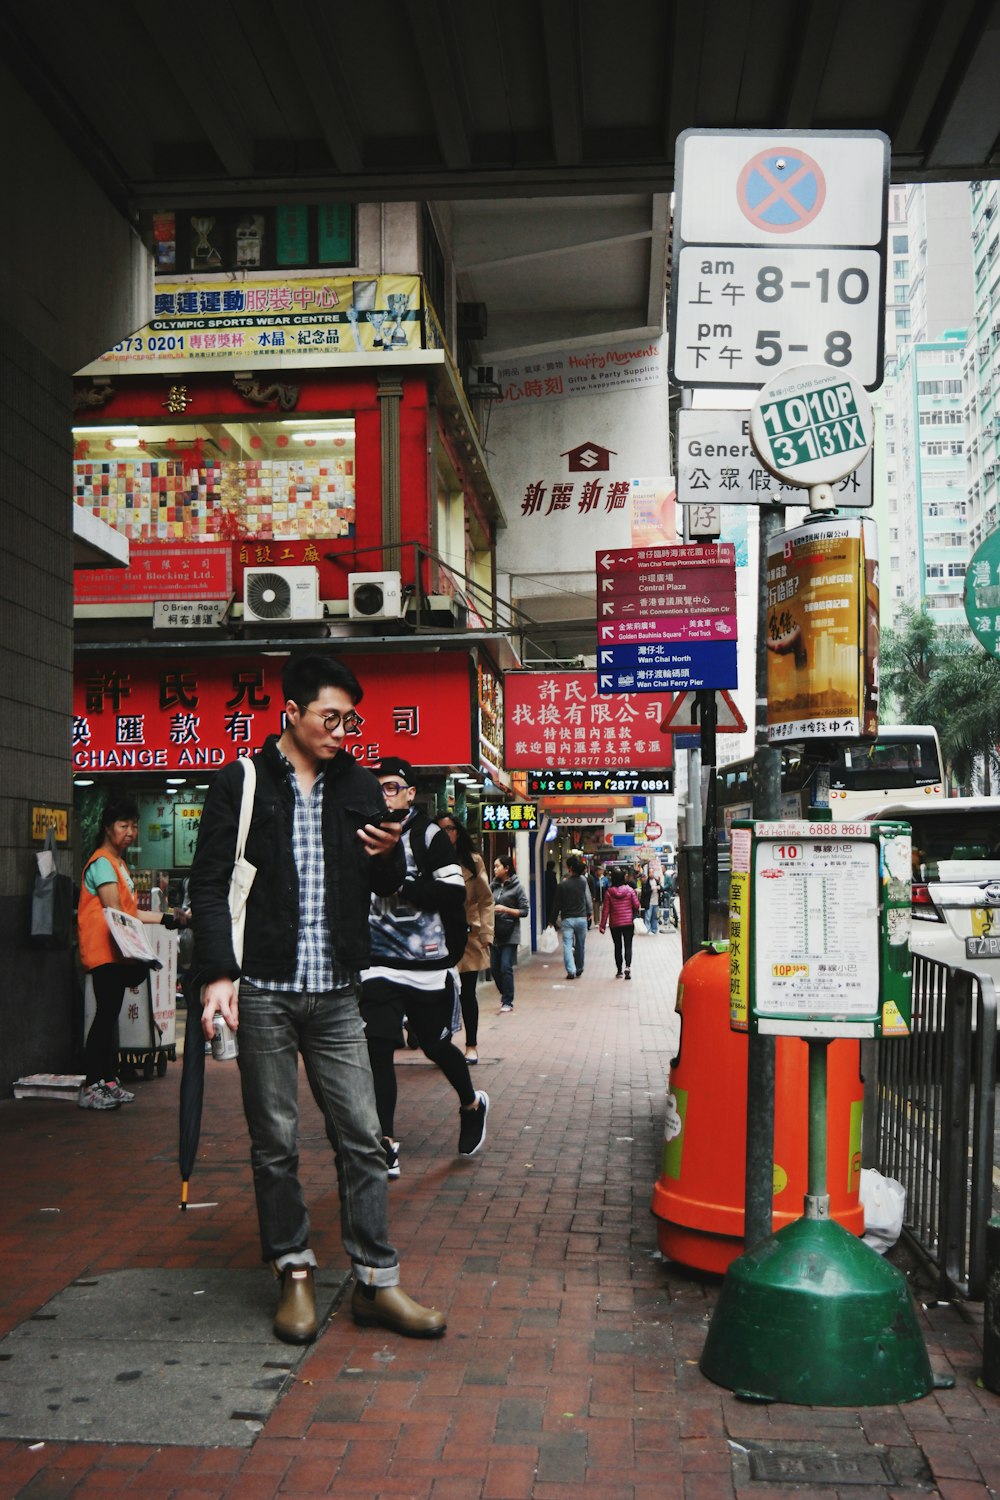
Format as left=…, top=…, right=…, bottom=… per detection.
left=750, top=366, right=873, bottom=488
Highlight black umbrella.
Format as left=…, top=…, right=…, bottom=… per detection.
left=178, top=977, right=206, bottom=1209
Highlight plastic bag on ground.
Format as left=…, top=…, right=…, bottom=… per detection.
left=859, top=1168, right=906, bottom=1253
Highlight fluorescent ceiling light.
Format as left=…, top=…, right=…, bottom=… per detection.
left=74, top=778, right=95, bottom=786
left=282, top=418, right=353, bottom=428
left=166, top=776, right=187, bottom=785
left=112, top=437, right=141, bottom=448
left=73, top=425, right=139, bottom=435
left=290, top=432, right=342, bottom=443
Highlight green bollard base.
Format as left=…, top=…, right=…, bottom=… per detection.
left=700, top=1216, right=935, bottom=1406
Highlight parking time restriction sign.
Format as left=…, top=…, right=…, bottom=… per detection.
left=669, top=129, right=890, bottom=391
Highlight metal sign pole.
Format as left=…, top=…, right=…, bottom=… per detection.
left=698, top=688, right=719, bottom=936
left=744, top=504, right=783, bottom=1251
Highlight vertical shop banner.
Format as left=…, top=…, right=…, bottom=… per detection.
left=503, top=672, right=674, bottom=771
left=78, top=274, right=423, bottom=371
left=764, top=517, right=879, bottom=742
left=73, top=653, right=475, bottom=774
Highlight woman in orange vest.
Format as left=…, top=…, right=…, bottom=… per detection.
left=78, top=791, right=187, bottom=1111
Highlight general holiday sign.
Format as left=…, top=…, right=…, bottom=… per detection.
left=676, top=409, right=873, bottom=507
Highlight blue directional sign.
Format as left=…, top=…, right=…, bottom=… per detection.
left=597, top=641, right=738, bottom=694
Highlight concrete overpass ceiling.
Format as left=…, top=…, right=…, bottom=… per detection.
left=3, top=0, right=1000, bottom=208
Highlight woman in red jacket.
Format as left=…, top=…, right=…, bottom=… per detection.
left=599, top=866, right=641, bottom=980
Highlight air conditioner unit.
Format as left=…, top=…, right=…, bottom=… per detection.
left=348, top=571, right=403, bottom=622
left=243, top=565, right=322, bottom=623
left=465, top=366, right=503, bottom=399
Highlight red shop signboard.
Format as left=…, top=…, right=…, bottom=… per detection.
left=73, top=652, right=474, bottom=774
left=73, top=543, right=233, bottom=604
left=503, top=671, right=674, bottom=772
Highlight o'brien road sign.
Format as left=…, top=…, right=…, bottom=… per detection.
left=749, top=365, right=873, bottom=488
left=669, top=129, right=889, bottom=390
left=596, top=544, right=738, bottom=694
left=676, top=409, right=873, bottom=508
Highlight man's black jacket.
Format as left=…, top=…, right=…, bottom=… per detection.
left=190, top=736, right=405, bottom=985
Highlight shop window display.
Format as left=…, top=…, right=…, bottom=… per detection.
left=72, top=419, right=356, bottom=542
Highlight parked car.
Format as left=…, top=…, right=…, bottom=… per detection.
left=862, top=799, right=1000, bottom=970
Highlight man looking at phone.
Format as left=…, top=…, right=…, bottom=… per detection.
left=191, top=655, right=446, bottom=1346
left=359, top=758, right=488, bottom=1177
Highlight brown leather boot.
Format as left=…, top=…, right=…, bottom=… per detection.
left=351, top=1282, right=446, bottom=1338
left=272, top=1261, right=318, bottom=1344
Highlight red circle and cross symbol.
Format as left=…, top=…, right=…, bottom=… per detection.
left=736, top=148, right=827, bottom=234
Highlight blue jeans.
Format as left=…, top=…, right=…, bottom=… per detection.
left=647, top=904, right=659, bottom=934
left=489, top=943, right=516, bottom=1006
left=236, top=982, right=399, bottom=1285
left=561, top=916, right=587, bottom=976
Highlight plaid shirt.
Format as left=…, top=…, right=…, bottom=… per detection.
left=243, top=753, right=351, bottom=994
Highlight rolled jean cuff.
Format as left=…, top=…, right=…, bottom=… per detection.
left=353, top=1261, right=400, bottom=1288
left=274, top=1249, right=318, bottom=1272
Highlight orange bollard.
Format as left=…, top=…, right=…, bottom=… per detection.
left=651, top=946, right=864, bottom=1274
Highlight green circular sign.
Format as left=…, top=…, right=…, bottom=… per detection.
left=965, top=529, right=1000, bottom=658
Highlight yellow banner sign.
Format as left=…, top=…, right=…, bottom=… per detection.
left=32, top=807, right=69, bottom=843
left=84, top=275, right=424, bottom=369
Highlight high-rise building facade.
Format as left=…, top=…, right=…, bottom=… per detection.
left=877, top=184, right=973, bottom=629
left=966, top=179, right=1000, bottom=553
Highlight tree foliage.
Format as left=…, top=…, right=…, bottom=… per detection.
left=881, top=606, right=1000, bottom=793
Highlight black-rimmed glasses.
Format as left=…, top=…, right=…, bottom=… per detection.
left=304, top=707, right=361, bottom=733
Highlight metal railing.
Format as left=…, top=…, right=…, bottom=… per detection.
left=870, top=954, right=997, bottom=1299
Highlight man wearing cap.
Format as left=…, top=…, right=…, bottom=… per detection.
left=360, top=757, right=489, bottom=1175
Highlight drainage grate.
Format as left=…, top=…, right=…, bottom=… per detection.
left=748, top=1448, right=895, bottom=1486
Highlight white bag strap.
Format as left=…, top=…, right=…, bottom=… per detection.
left=234, top=756, right=256, bottom=864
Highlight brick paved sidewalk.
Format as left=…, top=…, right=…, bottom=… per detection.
left=0, top=925, right=998, bottom=1498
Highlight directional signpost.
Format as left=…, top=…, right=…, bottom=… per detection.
left=667, top=132, right=921, bottom=1408
left=595, top=544, right=738, bottom=694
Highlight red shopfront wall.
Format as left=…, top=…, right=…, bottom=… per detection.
left=72, top=371, right=432, bottom=595
left=73, top=651, right=475, bottom=775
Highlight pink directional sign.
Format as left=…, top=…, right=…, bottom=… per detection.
left=595, top=543, right=740, bottom=678
left=599, top=581, right=737, bottom=613
left=597, top=543, right=736, bottom=574
left=600, top=617, right=737, bottom=645
left=598, top=614, right=738, bottom=645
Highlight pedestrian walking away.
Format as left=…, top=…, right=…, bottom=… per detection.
left=550, top=853, right=593, bottom=979
left=600, top=866, right=641, bottom=979
left=77, top=789, right=189, bottom=1111
left=359, top=761, right=489, bottom=1175
left=190, top=653, right=446, bottom=1346
left=489, top=854, right=529, bottom=1012
left=436, top=812, right=494, bottom=1064
left=640, top=871, right=661, bottom=934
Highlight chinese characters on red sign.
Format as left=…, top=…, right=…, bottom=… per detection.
left=503, top=673, right=674, bottom=772
left=72, top=653, right=474, bottom=774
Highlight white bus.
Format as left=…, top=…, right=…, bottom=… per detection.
left=717, top=725, right=946, bottom=829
